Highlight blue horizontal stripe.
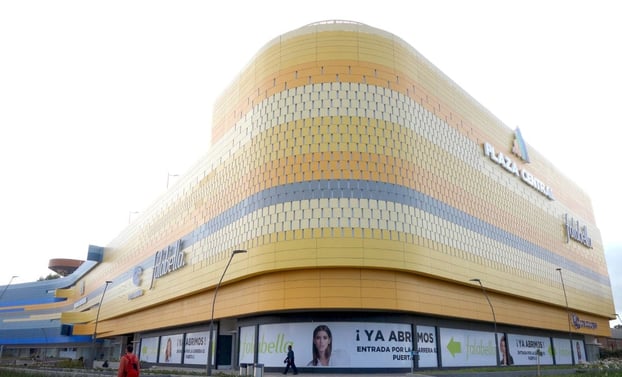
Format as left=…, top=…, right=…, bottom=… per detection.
left=0, top=335, right=92, bottom=345
left=0, top=297, right=64, bottom=308
left=178, top=179, right=608, bottom=286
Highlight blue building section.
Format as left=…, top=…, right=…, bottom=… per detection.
left=0, top=248, right=100, bottom=351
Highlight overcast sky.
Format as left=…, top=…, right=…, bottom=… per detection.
left=1, top=0, right=620, bottom=324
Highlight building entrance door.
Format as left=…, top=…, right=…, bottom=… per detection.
left=217, top=335, right=232, bottom=367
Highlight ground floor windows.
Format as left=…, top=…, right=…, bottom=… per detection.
left=135, top=314, right=586, bottom=371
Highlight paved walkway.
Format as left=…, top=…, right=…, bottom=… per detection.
left=252, top=369, right=578, bottom=377
left=265, top=373, right=416, bottom=376
left=0, top=365, right=581, bottom=377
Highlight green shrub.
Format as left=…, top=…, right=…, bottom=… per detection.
left=52, top=359, right=84, bottom=368
left=601, top=348, right=622, bottom=359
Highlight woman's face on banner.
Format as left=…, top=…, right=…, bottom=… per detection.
left=314, top=330, right=331, bottom=353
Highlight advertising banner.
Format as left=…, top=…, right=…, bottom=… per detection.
left=184, top=331, right=209, bottom=365
left=257, top=322, right=414, bottom=368
left=439, top=328, right=496, bottom=367
left=239, top=326, right=256, bottom=364
left=159, top=333, right=184, bottom=364
left=507, top=334, right=553, bottom=365
left=139, top=336, right=159, bottom=363
left=552, top=337, right=572, bottom=365
left=415, top=325, right=438, bottom=368
left=573, top=340, right=586, bottom=364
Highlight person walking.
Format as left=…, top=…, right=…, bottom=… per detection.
left=117, top=344, right=140, bottom=377
left=283, top=344, right=298, bottom=375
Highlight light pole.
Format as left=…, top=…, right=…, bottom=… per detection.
left=41, top=319, right=58, bottom=362
left=0, top=275, right=18, bottom=301
left=0, top=276, right=12, bottom=363
left=91, top=280, right=112, bottom=368
left=41, top=327, right=47, bottom=361
left=128, top=211, right=139, bottom=224
left=167, top=173, right=179, bottom=189
left=206, top=249, right=247, bottom=376
left=0, top=274, right=18, bottom=358
left=470, top=278, right=499, bottom=366
left=556, top=268, right=574, bottom=365
left=611, top=313, right=622, bottom=329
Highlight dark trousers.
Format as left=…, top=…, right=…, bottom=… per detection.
left=283, top=360, right=297, bottom=374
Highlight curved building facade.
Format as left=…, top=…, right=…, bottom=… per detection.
left=0, top=21, right=615, bottom=371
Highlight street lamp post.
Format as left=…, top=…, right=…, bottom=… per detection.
left=0, top=275, right=18, bottom=301
left=91, top=280, right=112, bottom=369
left=167, top=173, right=179, bottom=189
left=556, top=268, right=574, bottom=365
left=470, top=278, right=499, bottom=366
left=128, top=211, right=139, bottom=224
left=0, top=274, right=19, bottom=358
left=611, top=314, right=622, bottom=328
left=41, top=319, right=58, bottom=362
left=206, top=249, right=247, bottom=376
left=41, top=327, right=47, bottom=361
left=0, top=276, right=18, bottom=361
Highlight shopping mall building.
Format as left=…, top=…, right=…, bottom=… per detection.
left=0, top=20, right=616, bottom=372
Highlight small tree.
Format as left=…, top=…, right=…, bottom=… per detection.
left=38, top=273, right=61, bottom=281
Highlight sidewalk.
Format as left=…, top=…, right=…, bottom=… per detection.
left=0, top=366, right=580, bottom=377
left=263, top=373, right=428, bottom=377
left=150, top=364, right=581, bottom=377
left=262, top=369, right=579, bottom=377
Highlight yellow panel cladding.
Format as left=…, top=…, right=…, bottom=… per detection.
left=214, top=28, right=596, bottom=226
left=219, top=104, right=609, bottom=309
left=54, top=287, right=75, bottom=299
left=92, top=268, right=612, bottom=338
left=60, top=21, right=612, bottom=340
left=3, top=313, right=60, bottom=323
left=73, top=323, right=95, bottom=336
left=60, top=310, right=95, bottom=324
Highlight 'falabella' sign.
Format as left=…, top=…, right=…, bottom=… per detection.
left=564, top=214, right=592, bottom=248
left=150, top=239, right=186, bottom=288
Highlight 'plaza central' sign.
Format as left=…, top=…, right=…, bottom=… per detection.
left=483, top=142, right=554, bottom=200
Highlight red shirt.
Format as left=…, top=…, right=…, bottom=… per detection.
left=117, top=352, right=140, bottom=377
